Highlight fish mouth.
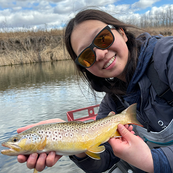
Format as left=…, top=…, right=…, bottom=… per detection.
left=1, top=142, right=21, bottom=154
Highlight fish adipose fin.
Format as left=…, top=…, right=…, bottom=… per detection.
left=107, top=111, right=115, bottom=116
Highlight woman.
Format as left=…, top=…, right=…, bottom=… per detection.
left=17, top=9, right=173, bottom=173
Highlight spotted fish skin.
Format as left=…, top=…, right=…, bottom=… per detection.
left=1, top=104, right=140, bottom=159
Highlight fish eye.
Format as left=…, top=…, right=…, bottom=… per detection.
left=12, top=138, right=18, bottom=142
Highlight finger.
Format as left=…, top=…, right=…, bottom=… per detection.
left=46, top=152, right=56, bottom=167
left=117, top=124, right=133, bottom=140
left=39, top=119, right=65, bottom=124
left=128, top=125, right=133, bottom=131
left=131, top=131, right=135, bottom=135
left=26, top=153, right=38, bottom=169
left=17, top=124, right=37, bottom=133
left=35, top=153, right=47, bottom=172
left=109, top=137, right=122, bottom=145
left=46, top=152, right=61, bottom=167
left=17, top=119, right=65, bottom=134
left=54, top=154, right=62, bottom=163
left=18, top=155, right=28, bottom=163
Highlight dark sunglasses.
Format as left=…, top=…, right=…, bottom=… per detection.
left=75, top=25, right=115, bottom=68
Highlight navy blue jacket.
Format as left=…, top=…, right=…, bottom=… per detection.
left=70, top=33, right=173, bottom=173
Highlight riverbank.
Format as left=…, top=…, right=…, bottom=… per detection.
left=0, top=29, right=70, bottom=66
left=0, top=26, right=172, bottom=67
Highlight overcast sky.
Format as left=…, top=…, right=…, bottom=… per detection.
left=0, top=0, right=172, bottom=31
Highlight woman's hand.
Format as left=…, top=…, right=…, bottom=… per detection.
left=17, top=119, right=65, bottom=172
left=108, top=124, right=154, bottom=173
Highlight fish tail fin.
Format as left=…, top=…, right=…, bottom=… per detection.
left=123, top=103, right=142, bottom=126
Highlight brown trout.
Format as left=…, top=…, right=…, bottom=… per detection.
left=1, top=103, right=140, bottom=172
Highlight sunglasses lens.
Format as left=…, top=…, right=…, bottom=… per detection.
left=76, top=26, right=114, bottom=68
left=78, top=48, right=95, bottom=68
left=94, top=28, right=113, bottom=48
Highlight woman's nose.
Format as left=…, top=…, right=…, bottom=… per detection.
left=94, top=47, right=108, bottom=61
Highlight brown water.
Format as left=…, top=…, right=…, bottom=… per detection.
left=0, top=60, right=104, bottom=173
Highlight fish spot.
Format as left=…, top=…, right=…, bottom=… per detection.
left=58, top=135, right=62, bottom=139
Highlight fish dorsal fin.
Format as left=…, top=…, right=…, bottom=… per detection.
left=107, top=111, right=115, bottom=117
left=88, top=144, right=105, bottom=153
left=85, top=150, right=101, bottom=160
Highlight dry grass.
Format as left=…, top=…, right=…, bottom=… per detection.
left=0, top=29, right=70, bottom=66
left=145, top=26, right=173, bottom=36
left=0, top=26, right=173, bottom=66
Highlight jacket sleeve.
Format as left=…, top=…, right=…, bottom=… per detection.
left=153, top=36, right=173, bottom=173
left=151, top=148, right=172, bottom=173
left=69, top=94, right=120, bottom=173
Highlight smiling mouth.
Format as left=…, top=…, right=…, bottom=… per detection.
left=103, top=56, right=116, bottom=69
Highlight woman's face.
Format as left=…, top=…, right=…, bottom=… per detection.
left=71, top=20, right=129, bottom=81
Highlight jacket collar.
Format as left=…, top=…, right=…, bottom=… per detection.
left=127, top=32, right=160, bottom=93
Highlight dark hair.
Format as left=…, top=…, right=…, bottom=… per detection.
left=65, top=9, right=142, bottom=96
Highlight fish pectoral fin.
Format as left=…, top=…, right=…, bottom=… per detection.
left=85, top=150, right=101, bottom=160
left=37, top=137, right=47, bottom=151
left=33, top=168, right=38, bottom=173
left=88, top=144, right=105, bottom=153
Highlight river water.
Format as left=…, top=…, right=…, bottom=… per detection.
left=0, top=60, right=104, bottom=173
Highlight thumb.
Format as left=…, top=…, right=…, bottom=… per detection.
left=117, top=124, right=134, bottom=140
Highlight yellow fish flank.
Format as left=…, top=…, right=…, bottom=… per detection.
left=1, top=104, right=140, bottom=172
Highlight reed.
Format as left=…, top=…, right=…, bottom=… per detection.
left=145, top=26, right=173, bottom=36
left=0, top=29, right=70, bottom=66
